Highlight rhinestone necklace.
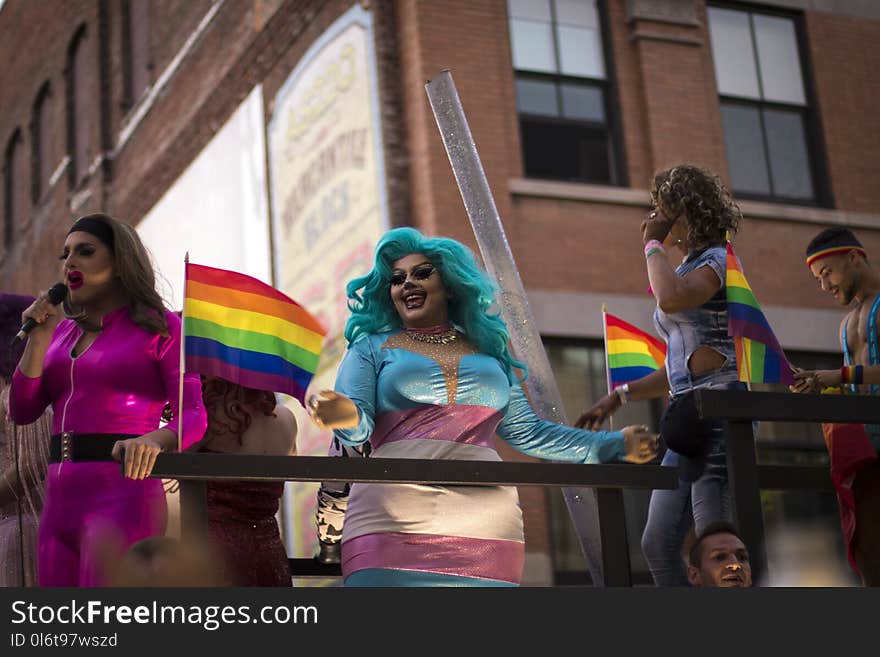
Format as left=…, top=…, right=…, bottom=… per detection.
left=403, top=324, right=458, bottom=344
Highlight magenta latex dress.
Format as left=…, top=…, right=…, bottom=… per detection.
left=10, top=307, right=207, bottom=586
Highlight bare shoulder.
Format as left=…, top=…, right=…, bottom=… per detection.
left=270, top=404, right=298, bottom=455
left=239, top=403, right=298, bottom=455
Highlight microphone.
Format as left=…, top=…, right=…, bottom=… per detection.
left=10, top=283, right=68, bottom=345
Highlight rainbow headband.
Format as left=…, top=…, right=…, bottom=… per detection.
left=806, top=245, right=866, bottom=268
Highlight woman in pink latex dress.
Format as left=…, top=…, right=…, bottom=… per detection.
left=199, top=376, right=296, bottom=586
left=10, top=214, right=207, bottom=586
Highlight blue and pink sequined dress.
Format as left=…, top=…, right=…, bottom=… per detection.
left=333, top=330, right=626, bottom=587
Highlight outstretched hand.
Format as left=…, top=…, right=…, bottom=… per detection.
left=575, top=392, right=620, bottom=431
left=307, top=390, right=359, bottom=430
left=621, top=425, right=659, bottom=464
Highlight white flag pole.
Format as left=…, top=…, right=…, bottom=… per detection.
left=601, top=304, right=614, bottom=431
left=177, top=252, right=189, bottom=452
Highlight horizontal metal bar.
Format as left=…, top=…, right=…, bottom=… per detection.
left=150, top=454, right=679, bottom=490
left=757, top=465, right=833, bottom=491
left=695, top=389, right=880, bottom=424
left=289, top=558, right=342, bottom=578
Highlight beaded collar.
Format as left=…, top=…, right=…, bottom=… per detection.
left=403, top=323, right=458, bottom=344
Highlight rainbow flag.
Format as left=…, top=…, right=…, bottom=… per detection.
left=604, top=311, right=666, bottom=390
left=183, top=262, right=326, bottom=404
left=726, top=243, right=794, bottom=384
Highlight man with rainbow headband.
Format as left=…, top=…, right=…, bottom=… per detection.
left=791, top=227, right=880, bottom=586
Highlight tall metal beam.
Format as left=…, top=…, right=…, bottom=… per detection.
left=424, top=69, right=608, bottom=584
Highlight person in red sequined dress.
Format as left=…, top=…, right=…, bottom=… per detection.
left=199, top=376, right=297, bottom=586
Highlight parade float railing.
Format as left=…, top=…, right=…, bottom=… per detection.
left=150, top=454, right=678, bottom=587
left=149, top=390, right=879, bottom=586
left=694, top=389, right=880, bottom=583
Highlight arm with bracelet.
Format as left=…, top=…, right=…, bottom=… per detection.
left=576, top=367, right=670, bottom=431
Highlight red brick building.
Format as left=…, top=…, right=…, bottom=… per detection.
left=2, top=0, right=878, bottom=584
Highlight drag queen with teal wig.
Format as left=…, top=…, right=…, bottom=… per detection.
left=308, top=227, right=658, bottom=586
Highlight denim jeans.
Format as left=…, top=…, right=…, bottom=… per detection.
left=641, top=419, right=732, bottom=586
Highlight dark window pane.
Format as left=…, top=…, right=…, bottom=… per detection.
left=5, top=132, right=24, bottom=247
left=560, top=83, right=604, bottom=122
left=520, top=118, right=610, bottom=184
left=720, top=103, right=770, bottom=196
left=515, top=78, right=559, bottom=116
left=763, top=108, right=814, bottom=200
left=72, top=31, right=90, bottom=183
left=35, top=86, right=53, bottom=201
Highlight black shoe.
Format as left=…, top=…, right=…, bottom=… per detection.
left=315, top=540, right=342, bottom=565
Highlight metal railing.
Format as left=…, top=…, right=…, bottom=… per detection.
left=149, top=389, right=878, bottom=586
left=695, top=389, right=880, bottom=582
left=150, top=454, right=677, bottom=586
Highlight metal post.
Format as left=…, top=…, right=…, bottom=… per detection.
left=178, top=479, right=209, bottom=545
left=425, top=69, right=607, bottom=584
left=595, top=489, right=632, bottom=586
left=724, top=419, right=767, bottom=582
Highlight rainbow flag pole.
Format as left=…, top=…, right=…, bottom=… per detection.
left=601, top=305, right=614, bottom=429
left=182, top=261, right=326, bottom=405
left=601, top=304, right=613, bottom=395
left=177, top=252, right=189, bottom=452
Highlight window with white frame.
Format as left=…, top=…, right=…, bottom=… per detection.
left=708, top=4, right=824, bottom=204
left=507, top=0, right=621, bottom=185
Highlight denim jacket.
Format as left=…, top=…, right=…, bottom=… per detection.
left=653, top=246, right=739, bottom=396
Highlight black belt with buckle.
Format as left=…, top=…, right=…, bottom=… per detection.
left=49, top=432, right=138, bottom=464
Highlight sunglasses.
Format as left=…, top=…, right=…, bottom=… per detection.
left=389, top=263, right=436, bottom=287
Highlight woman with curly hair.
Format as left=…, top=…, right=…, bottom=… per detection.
left=577, top=164, right=746, bottom=586
left=307, top=227, right=658, bottom=587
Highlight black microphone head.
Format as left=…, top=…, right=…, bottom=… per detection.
left=47, top=282, right=68, bottom=305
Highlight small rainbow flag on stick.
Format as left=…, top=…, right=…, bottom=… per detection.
left=726, top=243, right=794, bottom=385
left=603, top=307, right=667, bottom=391
left=183, top=262, right=326, bottom=404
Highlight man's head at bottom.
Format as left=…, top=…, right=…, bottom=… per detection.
left=687, top=521, right=752, bottom=588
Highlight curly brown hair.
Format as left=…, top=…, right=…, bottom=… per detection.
left=201, top=376, right=276, bottom=442
left=650, top=164, right=741, bottom=252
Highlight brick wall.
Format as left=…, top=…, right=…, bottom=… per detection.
left=806, top=10, right=880, bottom=213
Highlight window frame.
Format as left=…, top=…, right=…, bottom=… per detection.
left=510, top=0, right=627, bottom=187
left=3, top=129, right=23, bottom=249
left=121, top=0, right=151, bottom=111
left=30, top=81, right=52, bottom=205
left=709, top=1, right=832, bottom=207
left=66, top=24, right=89, bottom=189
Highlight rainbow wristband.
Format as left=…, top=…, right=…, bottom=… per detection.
left=841, top=365, right=864, bottom=385
left=644, top=240, right=664, bottom=259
